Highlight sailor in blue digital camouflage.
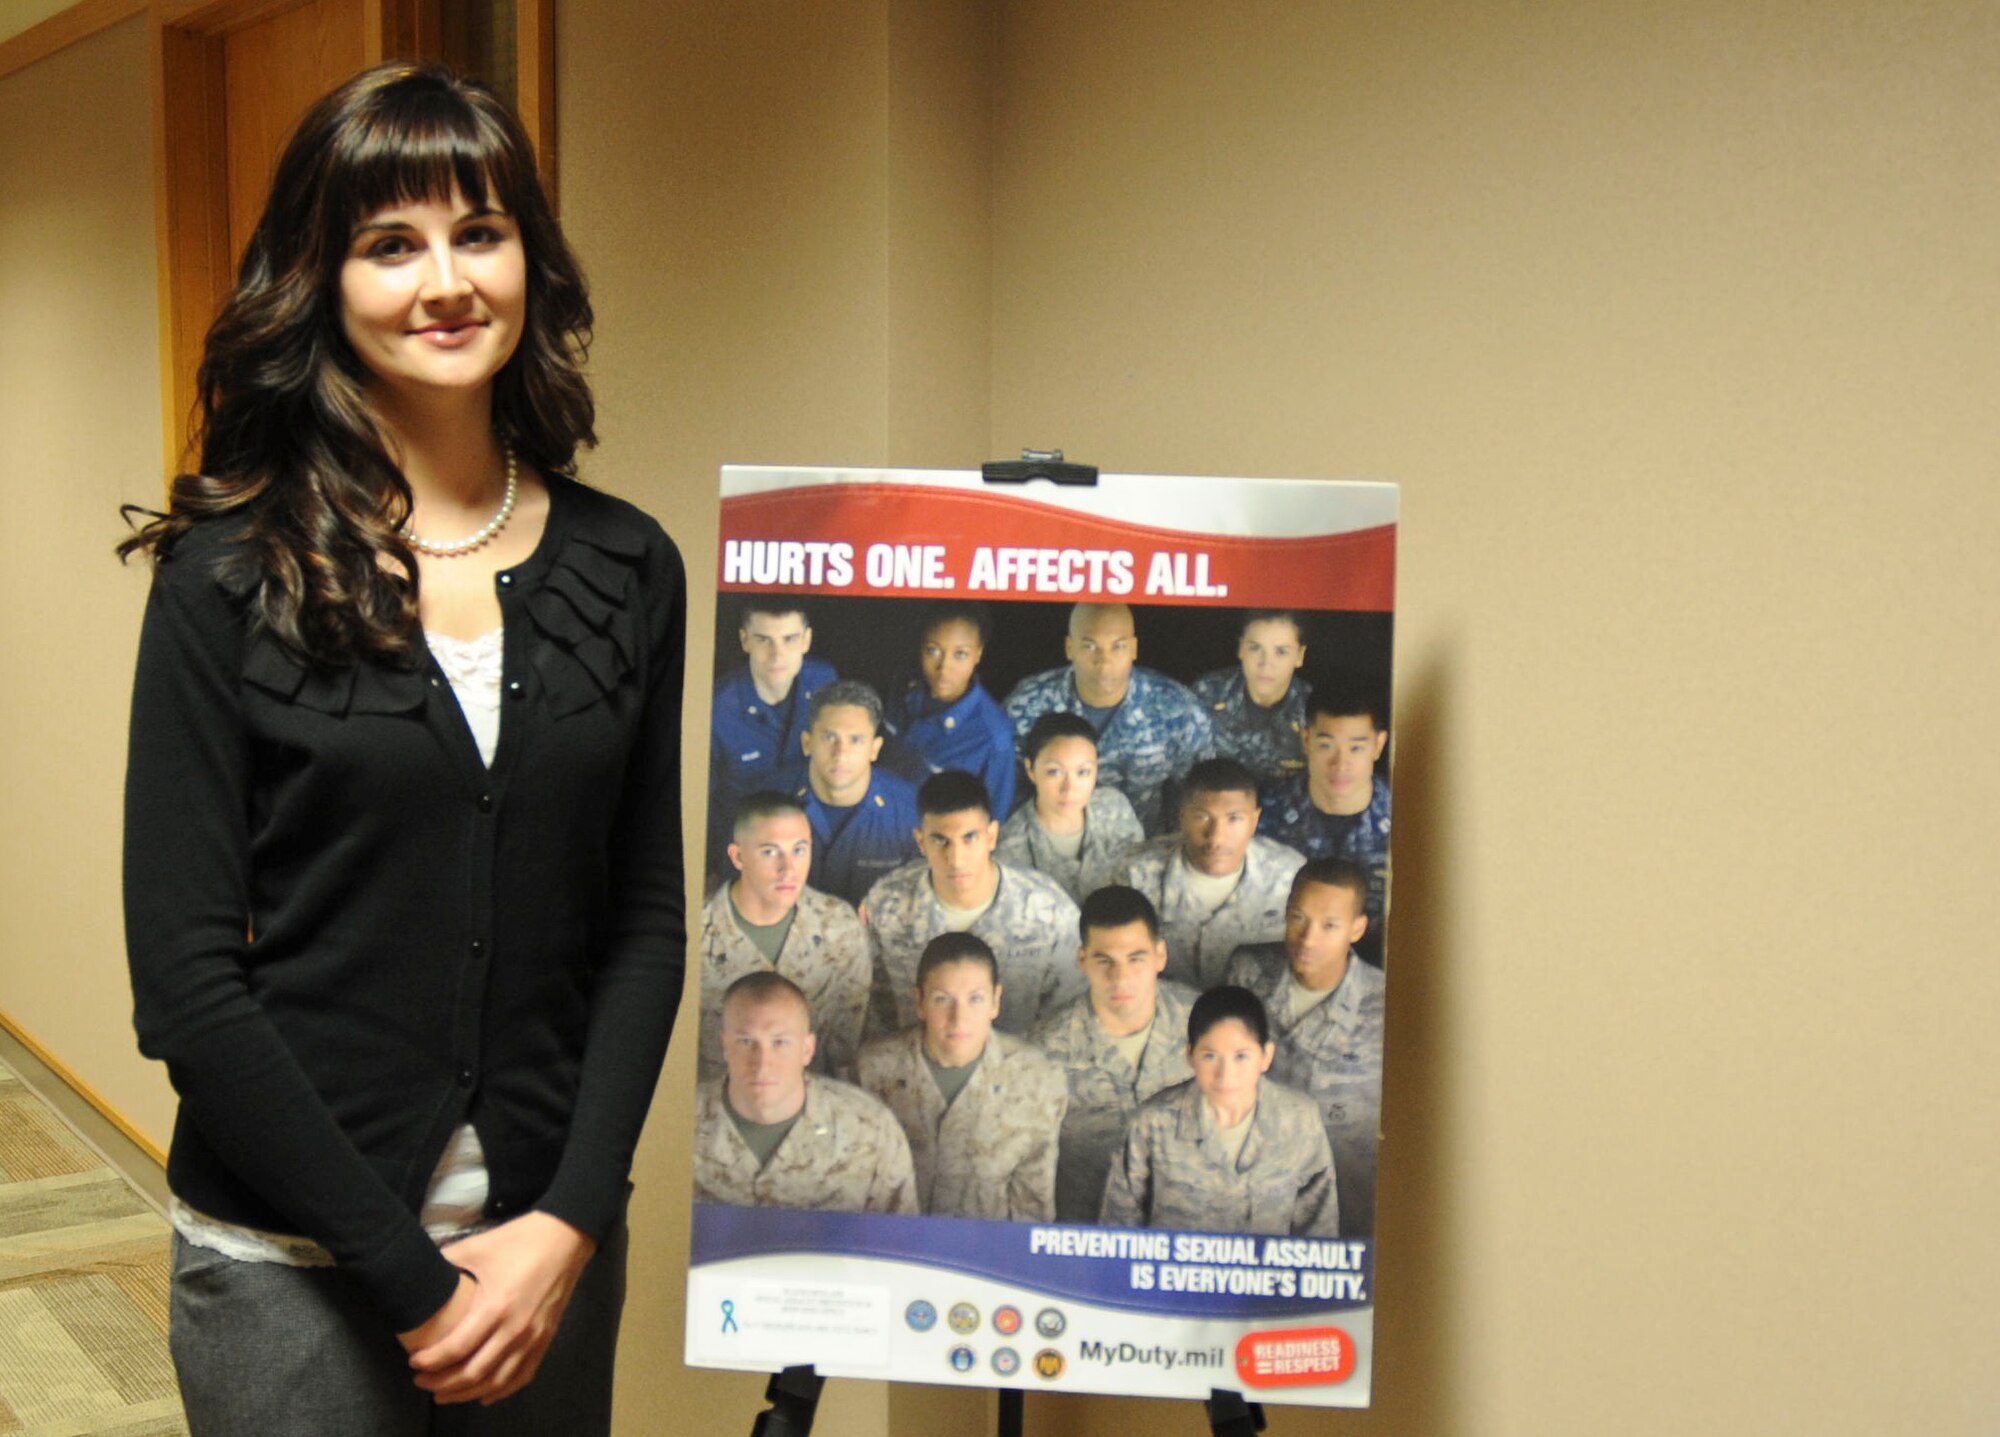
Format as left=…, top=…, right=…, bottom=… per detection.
left=884, top=603, right=1019, bottom=820
left=854, top=934, right=1067, bottom=1220
left=1110, top=758, right=1304, bottom=988
left=862, top=771, right=1083, bottom=1039
left=1002, top=603, right=1213, bottom=834
left=692, top=972, right=918, bottom=1214
left=995, top=712, right=1146, bottom=903
left=797, top=681, right=922, bottom=907
left=1190, top=611, right=1312, bottom=790
left=1099, top=985, right=1339, bottom=1237
left=1029, top=886, right=1198, bottom=1222
left=696, top=793, right=870, bottom=1079
left=1223, top=858, right=1385, bottom=1237
left=708, top=599, right=836, bottom=876
left=1258, top=690, right=1391, bottom=951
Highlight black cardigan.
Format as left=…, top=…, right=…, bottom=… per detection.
left=123, top=475, right=687, bottom=1329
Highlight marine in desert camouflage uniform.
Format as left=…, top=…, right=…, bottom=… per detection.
left=695, top=793, right=868, bottom=1078
left=691, top=972, right=917, bottom=1214
left=862, top=772, right=1081, bottom=1038
left=854, top=935, right=1067, bottom=1220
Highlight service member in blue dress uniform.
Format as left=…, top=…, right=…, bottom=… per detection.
left=886, top=602, right=1018, bottom=819
left=797, top=680, right=920, bottom=907
left=709, top=598, right=836, bottom=873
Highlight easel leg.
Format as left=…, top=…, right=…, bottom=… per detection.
left=1203, top=1387, right=1267, bottom=1436
left=750, top=1365, right=825, bottom=1437
left=997, top=1387, right=1024, bottom=1437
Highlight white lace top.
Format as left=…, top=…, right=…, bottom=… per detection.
left=427, top=626, right=506, bottom=766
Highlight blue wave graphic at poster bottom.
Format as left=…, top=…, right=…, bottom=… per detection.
left=689, top=1204, right=1372, bottom=1320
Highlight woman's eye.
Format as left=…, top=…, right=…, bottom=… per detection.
left=364, top=235, right=413, bottom=259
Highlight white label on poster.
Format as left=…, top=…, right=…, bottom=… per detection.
left=688, top=1272, right=892, bottom=1369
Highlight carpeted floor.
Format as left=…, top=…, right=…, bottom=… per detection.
left=0, top=1058, right=184, bottom=1436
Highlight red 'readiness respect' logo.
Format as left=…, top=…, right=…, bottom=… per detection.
left=1234, top=1327, right=1356, bottom=1388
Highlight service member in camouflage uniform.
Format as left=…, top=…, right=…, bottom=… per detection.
left=855, top=934, right=1067, bottom=1220
left=696, top=793, right=869, bottom=1079
left=1258, top=690, right=1391, bottom=962
left=1029, top=886, right=1198, bottom=1222
left=862, top=771, right=1082, bottom=1039
left=1099, top=985, right=1339, bottom=1237
left=1111, top=758, right=1305, bottom=989
left=1223, top=858, right=1385, bottom=1238
left=995, top=712, right=1145, bottom=903
left=692, top=972, right=918, bottom=1214
left=1190, top=611, right=1312, bottom=790
left=1002, top=602, right=1213, bottom=834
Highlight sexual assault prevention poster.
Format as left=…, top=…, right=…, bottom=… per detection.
left=685, top=466, right=1397, bottom=1408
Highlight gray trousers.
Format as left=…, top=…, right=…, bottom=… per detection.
left=168, top=1216, right=627, bottom=1437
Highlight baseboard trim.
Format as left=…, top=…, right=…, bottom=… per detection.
left=0, top=1008, right=167, bottom=1167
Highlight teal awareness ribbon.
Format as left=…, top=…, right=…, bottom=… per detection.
left=721, top=1299, right=739, bottom=1334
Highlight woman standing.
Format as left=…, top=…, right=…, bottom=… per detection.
left=120, top=63, right=684, bottom=1433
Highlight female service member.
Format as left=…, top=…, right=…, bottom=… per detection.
left=887, top=602, right=1019, bottom=818
left=1100, top=987, right=1339, bottom=1238
left=120, top=63, right=685, bottom=1434
left=994, top=711, right=1145, bottom=903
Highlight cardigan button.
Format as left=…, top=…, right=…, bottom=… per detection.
left=477, top=793, right=494, bottom=812
left=470, top=939, right=485, bottom=957
left=455, top=1066, right=474, bottom=1087
left=507, top=680, right=524, bottom=700
left=497, top=572, right=514, bottom=587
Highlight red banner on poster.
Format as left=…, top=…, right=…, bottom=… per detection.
left=719, top=485, right=1394, bottom=610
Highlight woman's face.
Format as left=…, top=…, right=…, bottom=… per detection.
left=1027, top=735, right=1098, bottom=820
left=1188, top=1017, right=1274, bottom=1112
left=919, top=619, right=983, bottom=704
left=339, top=187, right=526, bottom=409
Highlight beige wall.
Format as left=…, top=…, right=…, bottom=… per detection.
left=3, top=0, right=1993, bottom=1432
left=564, top=0, right=1999, bottom=1433
left=0, top=14, right=175, bottom=1145
left=988, top=3, right=1999, bottom=1431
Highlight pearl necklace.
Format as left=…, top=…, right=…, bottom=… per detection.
left=406, top=447, right=519, bottom=557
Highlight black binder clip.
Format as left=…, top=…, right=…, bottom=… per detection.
left=982, top=447, right=1099, bottom=487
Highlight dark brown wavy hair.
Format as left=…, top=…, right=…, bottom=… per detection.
left=119, top=61, right=595, bottom=668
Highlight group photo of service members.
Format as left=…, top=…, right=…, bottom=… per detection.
left=696, top=589, right=1393, bottom=1238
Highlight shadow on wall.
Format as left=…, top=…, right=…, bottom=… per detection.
left=1365, top=640, right=1458, bottom=1433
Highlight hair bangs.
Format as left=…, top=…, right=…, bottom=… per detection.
left=331, top=89, right=521, bottom=239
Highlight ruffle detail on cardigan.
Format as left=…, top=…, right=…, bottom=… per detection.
left=524, top=509, right=650, bottom=717
left=242, top=633, right=429, bottom=716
